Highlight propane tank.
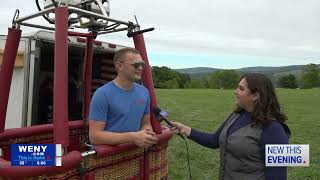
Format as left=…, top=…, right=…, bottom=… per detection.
left=40, top=0, right=110, bottom=27
left=43, top=0, right=110, bottom=15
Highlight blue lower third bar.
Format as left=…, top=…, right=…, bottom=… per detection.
left=11, top=144, right=55, bottom=166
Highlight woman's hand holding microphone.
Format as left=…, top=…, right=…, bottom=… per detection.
left=170, top=122, right=192, bottom=137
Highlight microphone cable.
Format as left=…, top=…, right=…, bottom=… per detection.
left=154, top=107, right=192, bottom=179
left=171, top=129, right=192, bottom=180
left=181, top=135, right=192, bottom=180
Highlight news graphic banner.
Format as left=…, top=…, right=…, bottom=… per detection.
left=11, top=144, right=62, bottom=166
left=266, top=144, right=309, bottom=166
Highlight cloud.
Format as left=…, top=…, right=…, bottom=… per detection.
left=1, top=0, right=320, bottom=68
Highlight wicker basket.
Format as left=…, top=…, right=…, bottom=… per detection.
left=0, top=128, right=88, bottom=180
left=0, top=126, right=172, bottom=180
left=86, top=147, right=144, bottom=180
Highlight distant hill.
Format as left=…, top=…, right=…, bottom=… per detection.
left=174, top=64, right=320, bottom=81
left=174, top=67, right=220, bottom=74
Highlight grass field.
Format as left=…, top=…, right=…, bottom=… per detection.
left=156, top=88, right=320, bottom=180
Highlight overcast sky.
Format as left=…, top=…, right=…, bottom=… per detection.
left=1, top=0, right=320, bottom=69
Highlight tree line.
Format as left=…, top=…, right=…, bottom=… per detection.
left=152, top=64, right=320, bottom=89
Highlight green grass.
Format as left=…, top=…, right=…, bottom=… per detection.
left=156, top=88, right=320, bottom=180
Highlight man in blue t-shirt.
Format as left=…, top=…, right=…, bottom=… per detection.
left=89, top=48, right=158, bottom=148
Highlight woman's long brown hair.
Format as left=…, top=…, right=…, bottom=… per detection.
left=235, top=73, right=287, bottom=125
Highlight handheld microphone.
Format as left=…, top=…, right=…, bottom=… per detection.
left=153, top=107, right=185, bottom=139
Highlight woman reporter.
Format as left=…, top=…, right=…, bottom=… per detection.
left=171, top=73, right=291, bottom=180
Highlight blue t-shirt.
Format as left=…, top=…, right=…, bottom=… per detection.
left=89, top=81, right=150, bottom=132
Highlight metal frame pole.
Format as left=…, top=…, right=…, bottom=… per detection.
left=133, top=34, right=162, bottom=134
left=53, top=7, right=69, bottom=146
left=83, top=36, right=94, bottom=120
left=133, top=33, right=162, bottom=180
left=0, top=28, right=22, bottom=133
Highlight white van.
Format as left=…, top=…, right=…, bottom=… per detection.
left=0, top=30, right=125, bottom=129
